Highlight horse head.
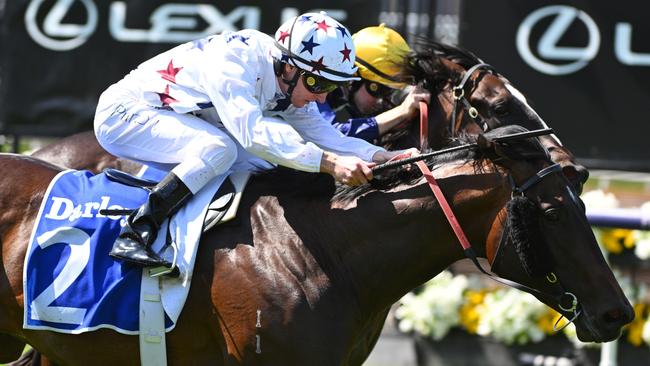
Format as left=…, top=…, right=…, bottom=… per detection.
left=472, top=126, right=633, bottom=342
left=390, top=40, right=589, bottom=194
left=338, top=124, right=631, bottom=343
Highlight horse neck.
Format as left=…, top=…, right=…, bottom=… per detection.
left=329, top=162, right=509, bottom=313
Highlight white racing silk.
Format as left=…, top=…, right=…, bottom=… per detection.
left=100, top=29, right=382, bottom=174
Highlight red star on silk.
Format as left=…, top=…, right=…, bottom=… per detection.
left=340, top=43, right=352, bottom=62
left=311, top=56, right=327, bottom=74
left=157, top=85, right=178, bottom=107
left=156, top=60, right=183, bottom=83
left=278, top=30, right=290, bottom=43
left=315, top=19, right=330, bottom=32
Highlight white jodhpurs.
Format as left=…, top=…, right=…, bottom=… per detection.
left=94, top=84, right=237, bottom=194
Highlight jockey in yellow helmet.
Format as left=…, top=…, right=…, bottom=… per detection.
left=318, top=24, right=430, bottom=142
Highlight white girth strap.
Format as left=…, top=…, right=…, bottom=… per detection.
left=139, top=270, right=167, bottom=366
left=220, top=171, right=250, bottom=223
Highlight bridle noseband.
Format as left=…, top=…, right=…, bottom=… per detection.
left=509, top=162, right=562, bottom=196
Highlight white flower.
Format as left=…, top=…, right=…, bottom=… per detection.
left=476, top=288, right=548, bottom=345
left=634, top=232, right=650, bottom=260
left=396, top=271, right=469, bottom=340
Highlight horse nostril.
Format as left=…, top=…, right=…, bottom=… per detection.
left=602, top=307, right=632, bottom=324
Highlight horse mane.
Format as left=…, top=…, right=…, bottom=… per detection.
left=399, top=38, right=486, bottom=91
left=242, top=151, right=472, bottom=205
left=334, top=125, right=549, bottom=203
left=246, top=125, right=549, bottom=206
left=333, top=133, right=479, bottom=202
left=251, top=167, right=337, bottom=198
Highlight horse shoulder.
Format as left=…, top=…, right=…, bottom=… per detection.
left=192, top=179, right=357, bottom=363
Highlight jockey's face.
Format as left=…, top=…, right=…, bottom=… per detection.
left=279, top=65, right=329, bottom=108
left=352, top=81, right=386, bottom=115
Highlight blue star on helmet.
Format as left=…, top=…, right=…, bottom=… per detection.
left=300, top=36, right=320, bottom=55
left=226, top=34, right=250, bottom=45
left=191, top=38, right=210, bottom=50
left=196, top=101, right=214, bottom=109
left=335, top=25, right=349, bottom=38
left=298, top=15, right=312, bottom=23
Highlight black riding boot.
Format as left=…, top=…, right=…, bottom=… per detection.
left=109, top=172, right=192, bottom=267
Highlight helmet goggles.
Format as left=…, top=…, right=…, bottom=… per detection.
left=301, top=70, right=343, bottom=94
left=363, top=80, right=393, bottom=98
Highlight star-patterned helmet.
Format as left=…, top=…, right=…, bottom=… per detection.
left=274, top=12, right=359, bottom=82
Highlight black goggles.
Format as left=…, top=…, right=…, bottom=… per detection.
left=300, top=71, right=341, bottom=94
left=363, top=80, right=393, bottom=98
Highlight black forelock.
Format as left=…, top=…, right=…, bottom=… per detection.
left=399, top=38, right=486, bottom=92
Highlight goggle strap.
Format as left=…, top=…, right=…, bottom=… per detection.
left=281, top=67, right=302, bottom=99
left=355, top=56, right=402, bottom=84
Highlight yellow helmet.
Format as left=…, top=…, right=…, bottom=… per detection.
left=352, top=24, right=411, bottom=89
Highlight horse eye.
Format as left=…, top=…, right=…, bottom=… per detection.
left=544, top=208, right=560, bottom=221
left=493, top=102, right=509, bottom=116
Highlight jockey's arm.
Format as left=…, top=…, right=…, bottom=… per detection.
left=317, top=101, right=380, bottom=142
left=290, top=106, right=415, bottom=162
left=374, top=85, right=431, bottom=135
left=289, top=104, right=383, bottom=161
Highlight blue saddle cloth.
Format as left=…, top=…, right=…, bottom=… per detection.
left=23, top=169, right=172, bottom=334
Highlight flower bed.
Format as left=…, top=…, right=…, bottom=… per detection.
left=396, top=270, right=650, bottom=347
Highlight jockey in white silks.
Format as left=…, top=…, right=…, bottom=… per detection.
left=93, top=12, right=412, bottom=268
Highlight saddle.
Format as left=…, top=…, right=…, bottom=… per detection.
left=24, top=168, right=249, bottom=365
left=103, top=168, right=249, bottom=232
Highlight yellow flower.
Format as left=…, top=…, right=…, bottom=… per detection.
left=600, top=228, right=636, bottom=254
left=537, top=309, right=565, bottom=335
left=459, top=290, right=487, bottom=334
left=625, top=303, right=647, bottom=346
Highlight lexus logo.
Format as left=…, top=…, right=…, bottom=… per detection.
left=25, top=0, right=99, bottom=51
left=516, top=5, right=600, bottom=75
left=23, top=0, right=348, bottom=52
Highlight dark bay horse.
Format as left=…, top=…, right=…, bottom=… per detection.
left=0, top=126, right=633, bottom=365
left=20, top=40, right=592, bottom=365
